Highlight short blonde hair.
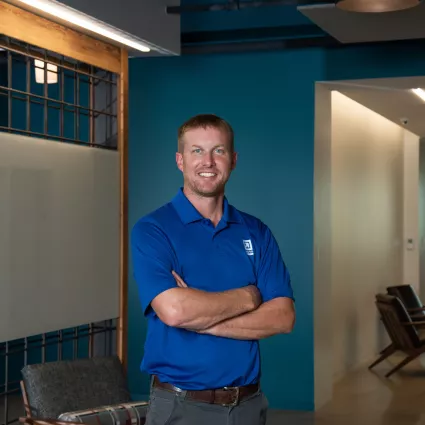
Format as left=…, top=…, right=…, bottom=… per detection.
left=177, top=114, right=234, bottom=153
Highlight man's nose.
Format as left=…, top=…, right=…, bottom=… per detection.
left=202, top=152, right=215, bottom=166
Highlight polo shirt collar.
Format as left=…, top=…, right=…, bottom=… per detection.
left=172, top=188, right=242, bottom=225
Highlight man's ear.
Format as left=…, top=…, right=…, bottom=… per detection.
left=176, top=152, right=184, bottom=172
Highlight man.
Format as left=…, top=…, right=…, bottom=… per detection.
left=131, top=114, right=295, bottom=425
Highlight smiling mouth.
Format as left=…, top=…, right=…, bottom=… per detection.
left=198, top=172, right=217, bottom=177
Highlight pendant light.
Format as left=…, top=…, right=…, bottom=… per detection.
left=336, top=0, right=422, bottom=12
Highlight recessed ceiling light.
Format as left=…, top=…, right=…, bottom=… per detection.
left=411, top=88, right=425, bottom=102
left=336, top=0, right=422, bottom=13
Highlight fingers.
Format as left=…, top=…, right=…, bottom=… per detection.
left=172, top=270, right=188, bottom=287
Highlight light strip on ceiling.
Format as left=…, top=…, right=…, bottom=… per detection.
left=15, top=0, right=151, bottom=52
left=411, top=88, right=425, bottom=102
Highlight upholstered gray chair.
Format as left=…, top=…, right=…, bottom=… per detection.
left=20, top=356, right=147, bottom=424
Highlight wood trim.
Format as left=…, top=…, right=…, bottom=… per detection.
left=117, top=48, right=129, bottom=370
left=0, top=1, right=121, bottom=74
left=20, top=381, right=32, bottom=418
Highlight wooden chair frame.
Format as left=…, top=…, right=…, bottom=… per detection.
left=20, top=417, right=84, bottom=425
left=369, top=294, right=425, bottom=377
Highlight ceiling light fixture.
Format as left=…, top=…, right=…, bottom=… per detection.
left=336, top=0, right=422, bottom=13
left=411, top=88, right=425, bottom=102
left=15, top=0, right=151, bottom=53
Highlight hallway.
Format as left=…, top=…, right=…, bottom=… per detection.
left=268, top=354, right=425, bottom=424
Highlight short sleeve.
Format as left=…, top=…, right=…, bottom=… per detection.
left=257, top=224, right=294, bottom=303
left=131, top=220, right=177, bottom=317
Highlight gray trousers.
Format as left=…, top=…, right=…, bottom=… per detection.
left=146, top=385, right=268, bottom=425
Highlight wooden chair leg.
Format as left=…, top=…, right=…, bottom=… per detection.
left=379, top=343, right=393, bottom=354
left=20, top=380, right=32, bottom=418
left=385, top=353, right=419, bottom=377
left=369, top=345, right=396, bottom=369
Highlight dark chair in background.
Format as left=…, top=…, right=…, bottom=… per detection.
left=387, top=285, right=425, bottom=321
left=369, top=293, right=425, bottom=377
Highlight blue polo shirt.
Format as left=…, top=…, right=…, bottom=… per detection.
left=131, top=188, right=293, bottom=390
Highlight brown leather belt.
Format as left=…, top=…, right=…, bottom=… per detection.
left=152, top=375, right=259, bottom=406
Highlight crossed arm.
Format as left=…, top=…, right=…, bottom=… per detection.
left=151, top=271, right=295, bottom=340
left=198, top=296, right=295, bottom=340
left=133, top=221, right=295, bottom=340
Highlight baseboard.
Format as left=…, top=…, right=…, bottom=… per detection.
left=332, top=355, right=382, bottom=384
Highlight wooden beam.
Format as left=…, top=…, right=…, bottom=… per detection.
left=117, top=48, right=129, bottom=370
left=0, top=1, right=121, bottom=74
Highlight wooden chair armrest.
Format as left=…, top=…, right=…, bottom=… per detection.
left=20, top=417, right=84, bottom=425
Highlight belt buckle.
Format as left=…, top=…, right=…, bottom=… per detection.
left=222, top=386, right=240, bottom=407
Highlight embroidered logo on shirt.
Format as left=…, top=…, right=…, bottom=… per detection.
left=243, top=239, right=254, bottom=256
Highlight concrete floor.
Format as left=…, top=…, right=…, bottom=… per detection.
left=3, top=355, right=425, bottom=425
left=267, top=354, right=425, bottom=425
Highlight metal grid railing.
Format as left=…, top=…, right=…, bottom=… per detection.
left=0, top=320, right=117, bottom=425
left=0, top=35, right=118, bottom=149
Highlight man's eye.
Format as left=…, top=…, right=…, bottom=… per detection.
left=215, top=149, right=224, bottom=154
left=193, top=149, right=202, bottom=154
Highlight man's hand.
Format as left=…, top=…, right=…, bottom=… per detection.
left=241, top=284, right=262, bottom=311
left=172, top=271, right=188, bottom=288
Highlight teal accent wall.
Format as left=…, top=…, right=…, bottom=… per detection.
left=128, top=48, right=323, bottom=410
left=128, top=41, right=425, bottom=411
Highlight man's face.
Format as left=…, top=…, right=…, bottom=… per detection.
left=176, top=126, right=237, bottom=197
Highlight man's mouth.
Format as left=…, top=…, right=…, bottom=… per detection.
left=198, top=172, right=217, bottom=177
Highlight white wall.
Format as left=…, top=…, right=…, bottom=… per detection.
left=403, top=131, right=420, bottom=291
left=330, top=91, right=405, bottom=381
left=0, top=133, right=120, bottom=342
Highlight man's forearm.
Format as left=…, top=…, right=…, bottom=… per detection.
left=198, top=297, right=295, bottom=340
left=152, top=285, right=261, bottom=331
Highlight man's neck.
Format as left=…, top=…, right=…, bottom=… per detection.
left=183, top=187, right=224, bottom=227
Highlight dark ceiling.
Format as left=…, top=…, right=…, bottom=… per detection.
left=174, top=0, right=333, bottom=51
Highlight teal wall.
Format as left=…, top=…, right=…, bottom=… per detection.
left=128, top=48, right=322, bottom=411
left=128, top=41, right=425, bottom=411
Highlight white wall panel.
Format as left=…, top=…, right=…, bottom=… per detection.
left=0, top=133, right=120, bottom=342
